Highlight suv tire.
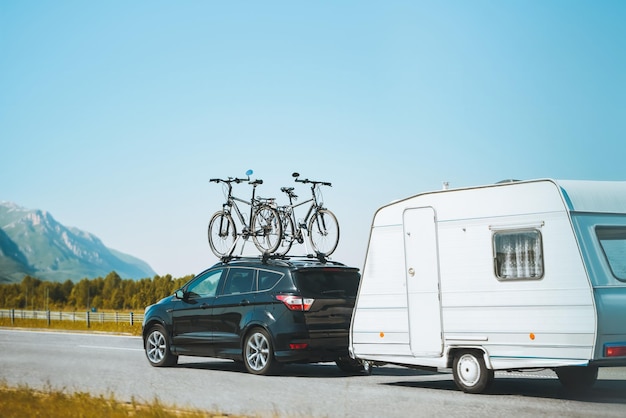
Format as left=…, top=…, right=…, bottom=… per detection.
left=145, top=324, right=178, bottom=367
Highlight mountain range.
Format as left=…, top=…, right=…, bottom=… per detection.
left=0, top=201, right=156, bottom=283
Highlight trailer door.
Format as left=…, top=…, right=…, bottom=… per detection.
left=403, top=207, right=443, bottom=356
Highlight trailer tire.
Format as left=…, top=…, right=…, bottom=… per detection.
left=556, top=366, right=598, bottom=392
left=452, top=350, right=494, bottom=394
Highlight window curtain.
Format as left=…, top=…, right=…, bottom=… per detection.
left=496, top=231, right=543, bottom=279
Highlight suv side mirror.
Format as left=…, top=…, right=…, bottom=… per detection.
left=174, top=289, right=186, bottom=300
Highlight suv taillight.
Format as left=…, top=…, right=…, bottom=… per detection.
left=276, top=295, right=314, bottom=311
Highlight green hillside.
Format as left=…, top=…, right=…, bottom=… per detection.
left=0, top=202, right=156, bottom=283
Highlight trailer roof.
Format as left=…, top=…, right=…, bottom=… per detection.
left=373, top=179, right=626, bottom=226
left=556, top=180, right=626, bottom=214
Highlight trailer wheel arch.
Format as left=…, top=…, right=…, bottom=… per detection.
left=446, top=347, right=492, bottom=369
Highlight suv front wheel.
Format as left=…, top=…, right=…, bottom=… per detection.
left=145, top=324, right=178, bottom=367
left=243, top=328, right=281, bottom=375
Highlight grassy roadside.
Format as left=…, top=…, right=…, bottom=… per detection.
left=0, top=317, right=142, bottom=336
left=0, top=383, right=237, bottom=418
left=0, top=322, right=247, bottom=417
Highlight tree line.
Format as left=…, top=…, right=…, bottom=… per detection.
left=0, top=272, right=193, bottom=311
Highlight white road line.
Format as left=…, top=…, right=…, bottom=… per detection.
left=78, top=345, right=143, bottom=352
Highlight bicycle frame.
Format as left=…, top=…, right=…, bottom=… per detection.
left=209, top=174, right=283, bottom=258
left=284, top=186, right=321, bottom=238
left=276, top=173, right=340, bottom=257
left=220, top=180, right=264, bottom=239
left=280, top=179, right=334, bottom=251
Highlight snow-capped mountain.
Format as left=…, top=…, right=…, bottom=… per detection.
left=0, top=201, right=156, bottom=283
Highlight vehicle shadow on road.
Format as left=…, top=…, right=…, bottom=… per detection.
left=176, top=359, right=626, bottom=403
left=178, top=360, right=248, bottom=374
left=386, top=376, right=626, bottom=404
left=178, top=360, right=418, bottom=378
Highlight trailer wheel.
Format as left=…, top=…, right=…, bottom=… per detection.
left=556, top=366, right=598, bottom=392
left=452, top=350, right=494, bottom=393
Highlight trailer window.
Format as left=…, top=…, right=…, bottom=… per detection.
left=596, top=226, right=626, bottom=281
left=493, top=230, right=544, bottom=280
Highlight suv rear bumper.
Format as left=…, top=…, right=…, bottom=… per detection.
left=274, top=336, right=350, bottom=363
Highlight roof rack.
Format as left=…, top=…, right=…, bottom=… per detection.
left=219, top=253, right=346, bottom=266
left=219, top=254, right=284, bottom=264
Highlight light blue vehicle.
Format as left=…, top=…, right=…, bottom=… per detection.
left=350, top=179, right=626, bottom=393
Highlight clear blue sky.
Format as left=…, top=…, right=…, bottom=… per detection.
left=2, top=1, right=625, bottom=278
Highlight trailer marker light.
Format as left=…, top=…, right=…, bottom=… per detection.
left=605, top=343, right=626, bottom=357
left=529, top=333, right=535, bottom=340
left=380, top=332, right=385, bottom=338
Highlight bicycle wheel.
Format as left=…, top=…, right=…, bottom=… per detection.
left=251, top=205, right=283, bottom=254
left=275, top=210, right=295, bottom=256
left=308, top=209, right=339, bottom=256
left=208, top=211, right=237, bottom=257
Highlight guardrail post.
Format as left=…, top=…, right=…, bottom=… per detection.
left=11, top=309, right=15, bottom=325
left=130, top=312, right=134, bottom=326
left=47, top=310, right=51, bottom=327
left=86, top=311, right=90, bottom=328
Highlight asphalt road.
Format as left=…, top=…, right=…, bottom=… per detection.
left=1, top=328, right=626, bottom=417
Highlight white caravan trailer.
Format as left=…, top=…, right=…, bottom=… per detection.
left=349, top=179, right=626, bottom=393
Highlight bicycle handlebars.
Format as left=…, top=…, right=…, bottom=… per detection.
left=210, top=177, right=262, bottom=185
left=292, top=173, right=332, bottom=187
left=210, top=173, right=330, bottom=192
left=295, top=178, right=332, bottom=187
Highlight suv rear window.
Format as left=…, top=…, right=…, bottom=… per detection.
left=293, top=269, right=360, bottom=298
left=258, top=270, right=283, bottom=291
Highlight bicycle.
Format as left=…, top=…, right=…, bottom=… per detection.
left=275, top=172, right=340, bottom=257
left=208, top=170, right=283, bottom=258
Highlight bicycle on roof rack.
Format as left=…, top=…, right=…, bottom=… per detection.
left=208, top=170, right=283, bottom=258
left=275, top=172, right=340, bottom=257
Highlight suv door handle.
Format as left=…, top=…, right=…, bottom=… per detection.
left=239, top=299, right=250, bottom=306
left=201, top=303, right=210, bottom=309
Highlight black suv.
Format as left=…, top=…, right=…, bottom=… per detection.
left=142, top=257, right=361, bottom=375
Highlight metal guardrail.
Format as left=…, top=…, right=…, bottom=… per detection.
left=0, top=309, right=144, bottom=326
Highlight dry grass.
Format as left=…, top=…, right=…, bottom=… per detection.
left=0, top=383, right=240, bottom=418
left=0, top=317, right=142, bottom=336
